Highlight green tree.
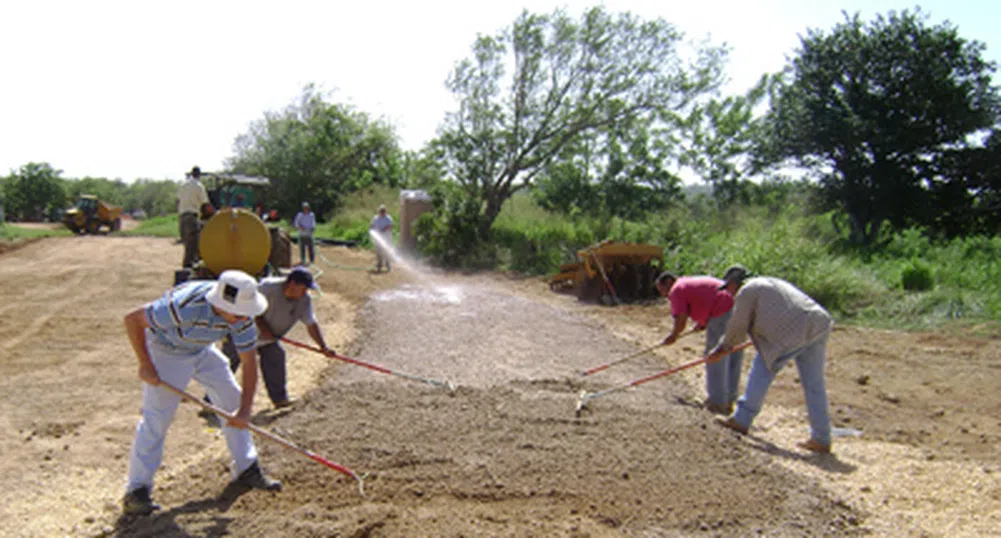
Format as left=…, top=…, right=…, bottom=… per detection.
left=758, top=9, right=1000, bottom=244
left=680, top=75, right=773, bottom=206
left=228, top=85, right=403, bottom=221
left=1, top=162, right=66, bottom=221
left=435, top=6, right=726, bottom=237
left=64, top=176, right=129, bottom=205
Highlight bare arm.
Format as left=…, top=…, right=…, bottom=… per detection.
left=254, top=317, right=275, bottom=341
left=662, top=313, right=689, bottom=345
left=231, top=349, right=258, bottom=427
left=306, top=322, right=333, bottom=354
left=123, top=307, right=160, bottom=386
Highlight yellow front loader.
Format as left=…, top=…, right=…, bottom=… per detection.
left=62, top=195, right=123, bottom=234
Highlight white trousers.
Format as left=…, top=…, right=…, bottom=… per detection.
left=125, top=337, right=258, bottom=493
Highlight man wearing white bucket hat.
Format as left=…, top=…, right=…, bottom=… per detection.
left=120, top=270, right=282, bottom=516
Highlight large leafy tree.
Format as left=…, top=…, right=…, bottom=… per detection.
left=435, top=6, right=726, bottom=236
left=228, top=86, right=403, bottom=220
left=759, top=9, right=1000, bottom=244
left=680, top=75, right=773, bottom=206
left=1, top=162, right=66, bottom=221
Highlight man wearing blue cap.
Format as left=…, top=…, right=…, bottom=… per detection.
left=222, top=266, right=334, bottom=408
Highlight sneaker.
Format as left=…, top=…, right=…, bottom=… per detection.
left=236, top=461, right=282, bottom=491
left=122, top=486, right=160, bottom=516
left=273, top=398, right=297, bottom=409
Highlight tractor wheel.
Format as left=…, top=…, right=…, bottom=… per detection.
left=86, top=219, right=101, bottom=234
left=111, top=218, right=121, bottom=232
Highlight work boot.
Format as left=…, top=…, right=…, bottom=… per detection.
left=705, top=402, right=733, bottom=416
left=122, top=486, right=160, bottom=516
left=236, top=461, right=282, bottom=491
left=715, top=416, right=749, bottom=435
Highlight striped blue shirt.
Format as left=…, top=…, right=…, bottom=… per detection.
left=145, top=281, right=258, bottom=354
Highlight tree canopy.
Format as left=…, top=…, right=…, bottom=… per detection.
left=434, top=6, right=727, bottom=234
left=228, top=86, right=403, bottom=221
left=758, top=9, right=1001, bottom=243
left=1, top=163, right=66, bottom=221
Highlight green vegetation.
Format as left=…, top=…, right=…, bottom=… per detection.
left=122, top=214, right=180, bottom=238
left=0, top=222, right=72, bottom=240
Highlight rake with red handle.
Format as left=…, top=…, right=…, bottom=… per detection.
left=281, top=337, right=457, bottom=393
left=575, top=341, right=754, bottom=417
left=579, top=329, right=699, bottom=377
left=159, top=381, right=366, bottom=495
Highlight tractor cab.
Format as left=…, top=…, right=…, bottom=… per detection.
left=201, top=173, right=271, bottom=217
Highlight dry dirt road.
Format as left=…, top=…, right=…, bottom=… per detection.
left=0, top=236, right=998, bottom=537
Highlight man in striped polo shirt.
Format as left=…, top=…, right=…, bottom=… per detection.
left=121, top=270, right=282, bottom=516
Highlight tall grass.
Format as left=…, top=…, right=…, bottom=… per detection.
left=123, top=215, right=180, bottom=237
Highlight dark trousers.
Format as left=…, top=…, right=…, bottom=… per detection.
left=222, top=337, right=289, bottom=404
left=299, top=235, right=315, bottom=264
left=180, top=213, right=200, bottom=268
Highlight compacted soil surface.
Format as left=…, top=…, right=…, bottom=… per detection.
left=1, top=236, right=998, bottom=537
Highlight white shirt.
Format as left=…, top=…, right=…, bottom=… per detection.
left=177, top=177, right=209, bottom=215
left=370, top=214, right=393, bottom=238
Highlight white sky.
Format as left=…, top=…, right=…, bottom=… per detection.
left=1, top=0, right=998, bottom=181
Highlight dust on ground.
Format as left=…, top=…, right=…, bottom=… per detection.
left=0, top=237, right=998, bottom=537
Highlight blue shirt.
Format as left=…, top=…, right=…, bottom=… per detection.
left=293, top=211, right=316, bottom=236
left=145, top=281, right=258, bottom=354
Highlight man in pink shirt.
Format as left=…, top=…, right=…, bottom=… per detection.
left=655, top=269, right=745, bottom=415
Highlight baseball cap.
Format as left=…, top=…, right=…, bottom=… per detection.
left=302, top=201, right=310, bottom=208
left=718, top=264, right=750, bottom=290
left=655, top=271, right=678, bottom=285
left=206, top=270, right=268, bottom=317
left=286, top=266, right=317, bottom=289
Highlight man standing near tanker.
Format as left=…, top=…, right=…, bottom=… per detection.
left=293, top=201, right=316, bottom=266
left=121, top=270, right=282, bottom=516
left=655, top=270, right=744, bottom=415
left=707, top=264, right=835, bottom=454
left=370, top=204, right=393, bottom=272
left=177, top=166, right=214, bottom=268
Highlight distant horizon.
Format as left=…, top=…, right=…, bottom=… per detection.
left=2, top=0, right=998, bottom=182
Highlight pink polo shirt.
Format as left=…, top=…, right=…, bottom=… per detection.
left=668, top=276, right=734, bottom=326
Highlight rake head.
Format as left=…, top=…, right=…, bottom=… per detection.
left=574, top=389, right=591, bottom=418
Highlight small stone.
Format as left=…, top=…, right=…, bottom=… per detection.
left=856, top=375, right=870, bottom=386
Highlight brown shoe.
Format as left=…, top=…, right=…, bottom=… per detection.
left=273, top=398, right=297, bottom=409
left=715, top=416, right=748, bottom=435
left=797, top=438, right=831, bottom=454
left=706, top=402, right=734, bottom=416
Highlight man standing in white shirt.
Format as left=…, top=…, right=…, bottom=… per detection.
left=177, top=166, right=214, bottom=268
left=369, top=204, right=394, bottom=272
left=293, top=202, right=316, bottom=265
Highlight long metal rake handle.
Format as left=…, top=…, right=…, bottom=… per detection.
left=576, top=341, right=754, bottom=414
left=579, top=329, right=699, bottom=377
left=281, top=337, right=457, bottom=392
left=159, top=381, right=366, bottom=496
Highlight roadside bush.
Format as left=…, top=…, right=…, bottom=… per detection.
left=901, top=259, right=935, bottom=291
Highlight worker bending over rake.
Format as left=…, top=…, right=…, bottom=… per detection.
left=708, top=265, right=835, bottom=454
left=221, top=265, right=334, bottom=409
left=121, top=270, right=282, bottom=516
left=655, top=270, right=744, bottom=415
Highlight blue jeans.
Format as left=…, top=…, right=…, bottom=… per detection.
left=703, top=312, right=744, bottom=406
left=732, top=333, right=831, bottom=446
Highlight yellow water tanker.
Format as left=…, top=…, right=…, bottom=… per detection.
left=198, top=208, right=272, bottom=276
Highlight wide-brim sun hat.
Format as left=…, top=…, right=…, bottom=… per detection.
left=206, top=270, right=268, bottom=317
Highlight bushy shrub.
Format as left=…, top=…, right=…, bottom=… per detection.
left=901, top=259, right=935, bottom=291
